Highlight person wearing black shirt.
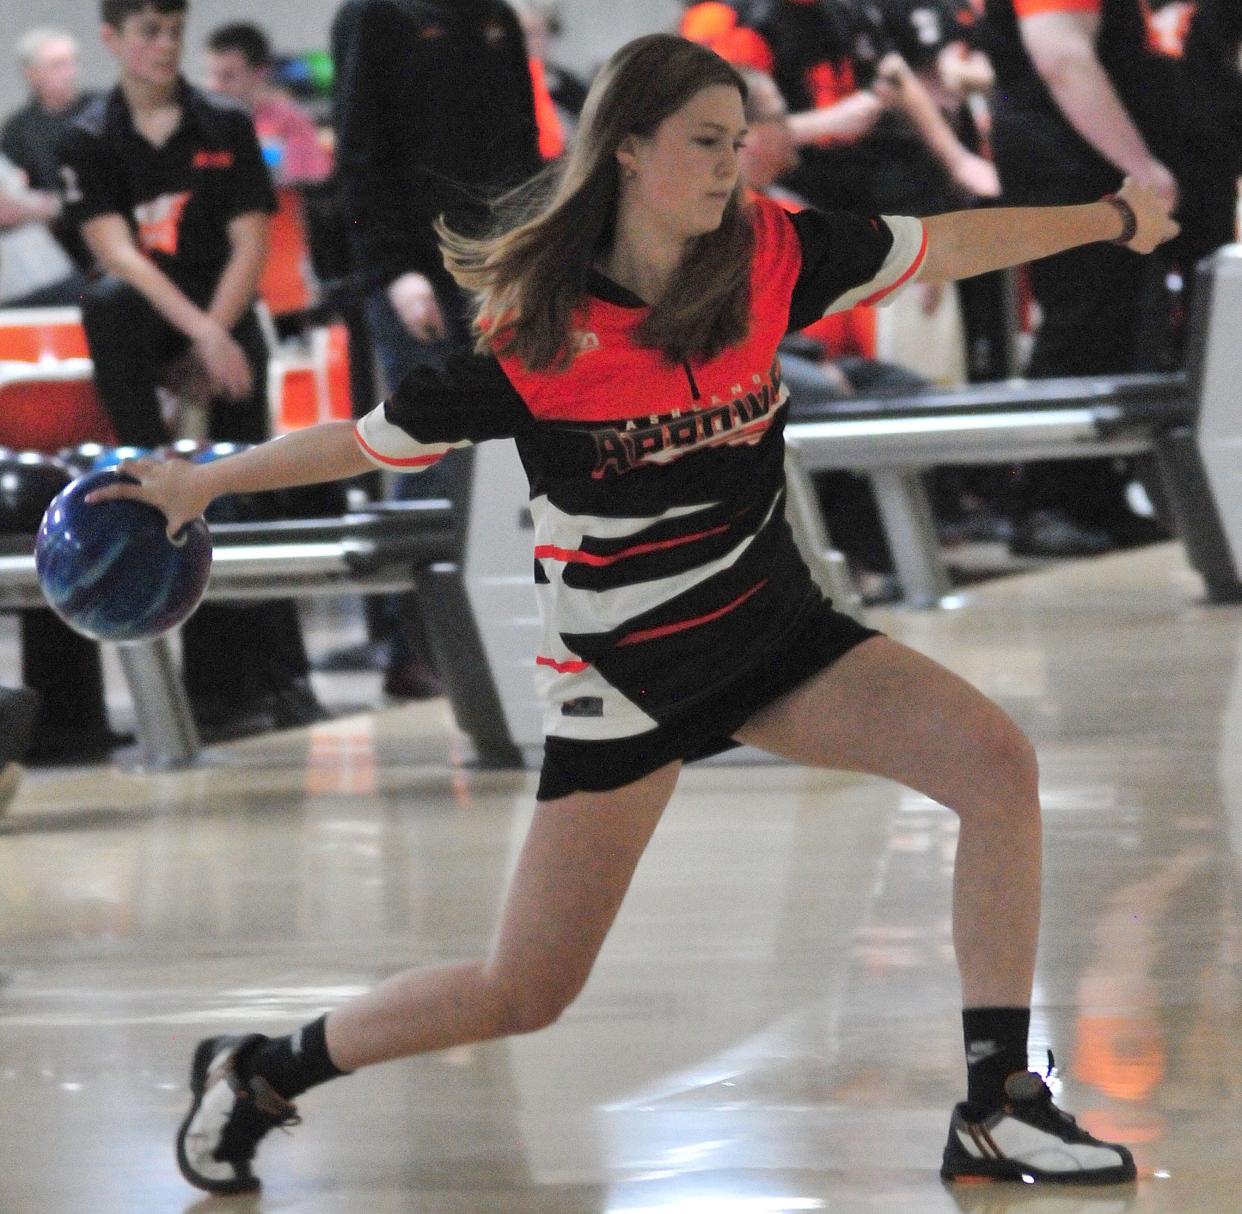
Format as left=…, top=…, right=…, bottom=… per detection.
left=1, top=27, right=97, bottom=269
left=61, top=0, right=326, bottom=737
left=331, top=0, right=541, bottom=371
left=681, top=0, right=998, bottom=213
left=329, top=0, right=542, bottom=698
left=981, top=0, right=1191, bottom=555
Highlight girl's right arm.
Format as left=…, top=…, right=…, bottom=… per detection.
left=86, top=420, right=374, bottom=538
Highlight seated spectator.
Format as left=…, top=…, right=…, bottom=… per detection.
left=1, top=27, right=97, bottom=268
left=204, top=22, right=332, bottom=187
left=61, top=0, right=328, bottom=740
left=0, top=152, right=86, bottom=307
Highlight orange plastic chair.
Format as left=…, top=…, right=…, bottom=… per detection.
left=0, top=307, right=114, bottom=452
left=0, top=307, right=92, bottom=361
left=259, top=187, right=315, bottom=317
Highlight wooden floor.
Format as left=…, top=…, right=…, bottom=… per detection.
left=2, top=542, right=1239, bottom=1213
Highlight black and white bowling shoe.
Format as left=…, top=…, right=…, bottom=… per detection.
left=941, top=1067, right=1136, bottom=1185
left=176, top=1034, right=300, bottom=1194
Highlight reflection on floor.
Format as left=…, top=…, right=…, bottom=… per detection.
left=2, top=543, right=1240, bottom=1213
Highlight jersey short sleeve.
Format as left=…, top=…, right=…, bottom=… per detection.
left=354, top=346, right=533, bottom=470
left=220, top=110, right=278, bottom=220
left=58, top=122, right=124, bottom=230
left=785, top=207, right=927, bottom=329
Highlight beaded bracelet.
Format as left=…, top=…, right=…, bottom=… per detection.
left=1101, top=193, right=1138, bottom=247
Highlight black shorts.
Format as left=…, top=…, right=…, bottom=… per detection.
left=536, top=600, right=882, bottom=802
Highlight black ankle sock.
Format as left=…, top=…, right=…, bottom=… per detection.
left=963, top=1006, right=1031, bottom=1112
left=241, top=1014, right=350, bottom=1100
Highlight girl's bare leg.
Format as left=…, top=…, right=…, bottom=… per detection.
left=734, top=636, right=1041, bottom=1007
left=325, top=760, right=682, bottom=1070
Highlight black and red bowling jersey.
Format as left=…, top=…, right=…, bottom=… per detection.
left=355, top=196, right=926, bottom=741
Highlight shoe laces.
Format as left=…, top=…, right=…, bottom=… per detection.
left=216, top=1074, right=302, bottom=1165
left=1003, top=1051, right=1095, bottom=1143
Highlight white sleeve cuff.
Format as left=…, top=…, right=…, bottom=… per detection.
left=822, top=215, right=928, bottom=316
left=353, top=403, right=469, bottom=470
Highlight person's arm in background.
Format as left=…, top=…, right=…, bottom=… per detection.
left=206, top=108, right=277, bottom=335
left=786, top=92, right=886, bottom=145
left=207, top=210, right=269, bottom=333
left=873, top=52, right=1000, bottom=198
left=0, top=154, right=60, bottom=227
left=80, top=213, right=253, bottom=398
left=1019, top=8, right=1178, bottom=208
left=0, top=182, right=58, bottom=228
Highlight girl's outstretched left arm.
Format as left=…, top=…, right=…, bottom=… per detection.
left=917, top=177, right=1178, bottom=284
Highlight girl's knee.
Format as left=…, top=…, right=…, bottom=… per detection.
left=489, top=967, right=587, bottom=1036
left=977, top=716, right=1040, bottom=805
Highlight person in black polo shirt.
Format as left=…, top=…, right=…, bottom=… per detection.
left=981, top=0, right=1189, bottom=556
left=1, top=27, right=98, bottom=269
left=60, top=0, right=326, bottom=738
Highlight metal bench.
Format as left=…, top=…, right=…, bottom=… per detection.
left=0, top=498, right=521, bottom=772
left=783, top=371, right=1227, bottom=606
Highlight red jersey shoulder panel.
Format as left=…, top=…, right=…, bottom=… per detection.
left=495, top=196, right=801, bottom=425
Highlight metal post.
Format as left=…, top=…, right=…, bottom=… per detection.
left=114, top=637, right=201, bottom=770
left=868, top=468, right=953, bottom=608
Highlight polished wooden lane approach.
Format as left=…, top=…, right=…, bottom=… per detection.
left=0, top=543, right=1237, bottom=1213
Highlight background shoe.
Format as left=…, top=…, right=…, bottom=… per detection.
left=311, top=637, right=391, bottom=673
left=194, top=679, right=331, bottom=742
left=383, top=657, right=444, bottom=700
left=1009, top=510, right=1113, bottom=559
left=0, top=763, right=22, bottom=815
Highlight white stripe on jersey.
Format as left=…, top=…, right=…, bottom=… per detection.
left=530, top=487, right=785, bottom=637
left=823, top=215, right=927, bottom=315
left=354, top=404, right=471, bottom=470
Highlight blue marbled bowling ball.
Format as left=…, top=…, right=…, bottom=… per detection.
left=35, top=468, right=212, bottom=642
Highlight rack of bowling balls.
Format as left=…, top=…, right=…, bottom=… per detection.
left=0, top=441, right=454, bottom=644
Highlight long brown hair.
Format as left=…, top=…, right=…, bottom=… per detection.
left=437, top=34, right=754, bottom=371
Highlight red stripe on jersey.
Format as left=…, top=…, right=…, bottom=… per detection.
left=535, top=522, right=732, bottom=568
left=857, top=223, right=928, bottom=306
left=615, top=578, right=769, bottom=646
left=1014, top=0, right=1099, bottom=16
left=354, top=425, right=446, bottom=468
left=536, top=656, right=590, bottom=673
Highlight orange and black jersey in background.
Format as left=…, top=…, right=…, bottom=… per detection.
left=355, top=196, right=926, bottom=740
left=682, top=0, right=979, bottom=211
left=682, top=0, right=892, bottom=121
